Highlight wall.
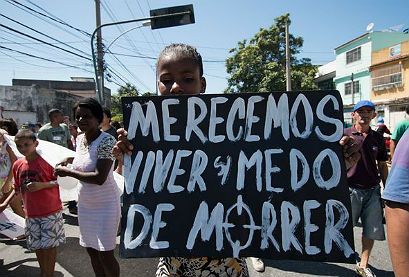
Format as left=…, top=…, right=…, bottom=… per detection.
left=0, top=85, right=82, bottom=125
left=335, top=41, right=372, bottom=78
left=371, top=41, right=409, bottom=102
left=12, top=79, right=111, bottom=108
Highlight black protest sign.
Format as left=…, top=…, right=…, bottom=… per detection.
left=119, top=90, right=355, bottom=263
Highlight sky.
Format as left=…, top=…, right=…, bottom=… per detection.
left=0, top=0, right=408, bottom=95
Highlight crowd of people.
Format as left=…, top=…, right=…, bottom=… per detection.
left=0, top=43, right=408, bottom=277
left=0, top=103, right=122, bottom=277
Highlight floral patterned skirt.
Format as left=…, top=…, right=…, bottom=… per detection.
left=156, top=256, right=249, bottom=277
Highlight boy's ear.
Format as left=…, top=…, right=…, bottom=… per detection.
left=200, top=77, right=206, bottom=94
left=34, top=140, right=39, bottom=147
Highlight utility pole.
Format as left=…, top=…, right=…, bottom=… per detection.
left=285, top=17, right=291, bottom=91
left=95, top=0, right=104, bottom=104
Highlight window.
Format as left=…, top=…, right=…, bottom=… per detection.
left=372, top=64, right=402, bottom=91
left=345, top=81, right=360, bottom=95
left=346, top=47, right=361, bottom=64
left=389, top=44, right=401, bottom=57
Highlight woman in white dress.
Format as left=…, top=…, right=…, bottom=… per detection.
left=55, top=98, right=120, bottom=277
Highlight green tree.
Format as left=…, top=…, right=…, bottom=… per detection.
left=225, top=14, right=317, bottom=93
left=111, top=83, right=154, bottom=122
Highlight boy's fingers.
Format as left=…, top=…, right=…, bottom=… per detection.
left=117, top=128, right=127, bottom=137
left=112, top=145, right=124, bottom=161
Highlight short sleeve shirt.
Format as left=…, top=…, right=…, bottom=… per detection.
left=104, top=127, right=118, bottom=140
left=344, top=126, right=388, bottom=189
left=13, top=155, right=62, bottom=218
left=38, top=123, right=70, bottom=148
left=383, top=129, right=409, bottom=204
left=391, top=119, right=409, bottom=142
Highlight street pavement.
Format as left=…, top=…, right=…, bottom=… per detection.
left=1, top=206, right=394, bottom=277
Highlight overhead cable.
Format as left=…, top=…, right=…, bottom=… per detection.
left=0, top=13, right=91, bottom=58
left=7, top=0, right=91, bottom=36
left=0, top=45, right=93, bottom=73
left=0, top=23, right=91, bottom=61
left=3, top=0, right=90, bottom=41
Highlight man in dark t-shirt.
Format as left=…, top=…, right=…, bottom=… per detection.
left=101, top=108, right=118, bottom=140
left=344, top=100, right=388, bottom=277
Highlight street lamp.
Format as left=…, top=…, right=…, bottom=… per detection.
left=105, top=22, right=151, bottom=53
left=91, top=4, right=195, bottom=104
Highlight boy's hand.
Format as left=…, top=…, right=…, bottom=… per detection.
left=25, top=182, right=43, bottom=192
left=112, top=128, right=133, bottom=163
left=340, top=136, right=361, bottom=170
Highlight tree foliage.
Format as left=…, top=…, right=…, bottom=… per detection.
left=225, top=14, right=317, bottom=93
left=110, top=83, right=154, bottom=122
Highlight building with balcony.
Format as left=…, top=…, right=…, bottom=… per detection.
left=369, top=41, right=409, bottom=131
left=334, top=31, right=409, bottom=125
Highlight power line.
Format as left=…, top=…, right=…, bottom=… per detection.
left=3, top=0, right=90, bottom=42
left=105, top=66, right=131, bottom=85
left=0, top=40, right=87, bottom=45
left=106, top=52, right=156, bottom=60
left=204, top=73, right=227, bottom=80
left=107, top=51, right=226, bottom=63
left=7, top=0, right=91, bottom=37
left=0, top=45, right=93, bottom=73
left=99, top=0, right=154, bottom=90
left=105, top=49, right=153, bottom=92
left=101, top=0, right=155, bottom=72
left=0, top=23, right=91, bottom=61
left=127, top=0, right=160, bottom=53
left=0, top=34, right=85, bottom=64
left=0, top=48, right=74, bottom=69
left=142, top=0, right=166, bottom=45
left=0, top=13, right=91, bottom=58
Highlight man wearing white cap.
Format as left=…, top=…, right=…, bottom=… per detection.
left=344, top=100, right=389, bottom=277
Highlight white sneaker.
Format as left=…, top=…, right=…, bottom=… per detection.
left=356, top=263, right=376, bottom=277
left=250, top=257, right=265, bottom=272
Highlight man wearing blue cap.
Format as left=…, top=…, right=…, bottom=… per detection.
left=344, top=100, right=389, bottom=277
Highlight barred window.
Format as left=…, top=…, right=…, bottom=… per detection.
left=346, top=47, right=361, bottom=64
left=345, top=81, right=360, bottom=95
left=372, top=64, right=402, bottom=91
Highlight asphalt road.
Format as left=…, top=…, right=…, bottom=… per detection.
left=0, top=206, right=394, bottom=277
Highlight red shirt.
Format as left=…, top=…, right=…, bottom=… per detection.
left=13, top=155, right=62, bottom=218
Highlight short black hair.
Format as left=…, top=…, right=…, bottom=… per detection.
left=73, top=97, right=103, bottom=123
left=157, top=43, right=203, bottom=77
left=15, top=129, right=37, bottom=142
left=103, top=107, right=112, bottom=119
left=48, top=108, right=62, bottom=119
left=0, top=118, right=18, bottom=136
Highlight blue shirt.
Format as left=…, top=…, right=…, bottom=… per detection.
left=383, top=129, right=409, bottom=204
